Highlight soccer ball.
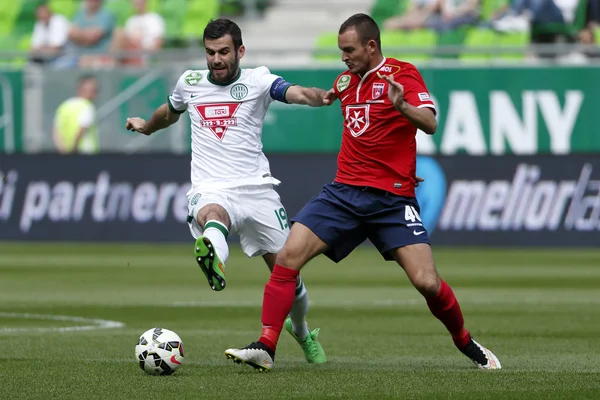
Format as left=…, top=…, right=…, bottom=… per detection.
left=135, top=327, right=184, bottom=375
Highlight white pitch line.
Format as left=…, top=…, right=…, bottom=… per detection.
left=170, top=299, right=423, bottom=308
left=170, top=297, right=600, bottom=308
left=0, top=312, right=125, bottom=334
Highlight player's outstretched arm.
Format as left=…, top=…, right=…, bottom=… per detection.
left=284, top=86, right=336, bottom=107
left=125, top=103, right=181, bottom=136
left=379, top=73, right=437, bottom=135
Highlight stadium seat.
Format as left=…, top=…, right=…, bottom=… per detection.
left=460, top=27, right=528, bottom=62
left=160, top=0, right=188, bottom=40
left=404, top=29, right=437, bottom=62
left=460, top=28, right=497, bottom=61
left=370, top=0, right=409, bottom=26
left=314, top=32, right=339, bottom=61
left=496, top=31, right=528, bottom=60
left=0, top=35, right=16, bottom=55
left=381, top=29, right=437, bottom=62
left=0, top=1, right=24, bottom=37
left=0, top=16, right=12, bottom=38
left=315, top=29, right=437, bottom=63
left=380, top=30, right=408, bottom=59
left=145, top=0, right=160, bottom=13
left=0, top=33, right=28, bottom=67
left=220, top=0, right=244, bottom=16
left=105, top=0, right=135, bottom=27
left=182, top=0, right=219, bottom=39
left=314, top=29, right=437, bottom=62
left=14, top=0, right=39, bottom=37
left=105, top=0, right=161, bottom=27
left=436, top=27, right=469, bottom=59
left=49, top=0, right=80, bottom=19
left=480, top=0, right=509, bottom=22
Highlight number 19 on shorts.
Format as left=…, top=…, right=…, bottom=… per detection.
left=274, top=207, right=289, bottom=230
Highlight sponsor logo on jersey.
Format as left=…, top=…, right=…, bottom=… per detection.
left=194, top=102, right=242, bottom=141
left=184, top=71, right=203, bottom=86
left=379, top=64, right=401, bottom=75
left=337, top=75, right=351, bottom=92
left=230, top=84, right=248, bottom=100
left=345, top=104, right=370, bottom=137
left=205, top=106, right=230, bottom=118
left=372, top=83, right=385, bottom=99
left=418, top=92, right=431, bottom=101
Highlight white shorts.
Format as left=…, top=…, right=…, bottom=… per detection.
left=187, top=184, right=290, bottom=258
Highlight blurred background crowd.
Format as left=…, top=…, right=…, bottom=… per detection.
left=0, top=0, right=597, bottom=69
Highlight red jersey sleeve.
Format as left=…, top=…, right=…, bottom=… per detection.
left=398, top=65, right=436, bottom=114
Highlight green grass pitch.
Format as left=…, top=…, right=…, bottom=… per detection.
left=1, top=242, right=599, bottom=399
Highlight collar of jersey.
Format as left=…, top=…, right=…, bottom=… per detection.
left=208, top=68, right=242, bottom=86
left=357, top=57, right=386, bottom=79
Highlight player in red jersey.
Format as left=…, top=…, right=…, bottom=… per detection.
left=225, top=13, right=501, bottom=371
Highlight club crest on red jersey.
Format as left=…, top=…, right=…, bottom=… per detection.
left=345, top=104, right=370, bottom=137
left=372, top=83, right=385, bottom=99
left=194, top=102, right=242, bottom=141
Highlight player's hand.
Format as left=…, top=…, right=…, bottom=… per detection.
left=378, top=72, right=405, bottom=110
left=415, top=176, right=424, bottom=187
left=323, top=88, right=337, bottom=106
left=126, top=117, right=148, bottom=135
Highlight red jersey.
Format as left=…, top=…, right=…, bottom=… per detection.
left=332, top=58, right=435, bottom=197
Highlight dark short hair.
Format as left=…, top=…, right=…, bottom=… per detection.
left=203, top=18, right=243, bottom=50
left=339, top=13, right=381, bottom=50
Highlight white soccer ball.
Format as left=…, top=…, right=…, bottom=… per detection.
left=135, top=327, right=184, bottom=375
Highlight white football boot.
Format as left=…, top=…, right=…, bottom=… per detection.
left=460, top=337, right=502, bottom=370
left=225, top=342, right=275, bottom=372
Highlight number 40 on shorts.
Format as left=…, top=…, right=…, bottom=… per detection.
left=274, top=207, right=289, bottom=229
left=405, top=205, right=422, bottom=223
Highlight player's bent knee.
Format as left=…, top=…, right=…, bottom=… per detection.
left=275, top=223, right=328, bottom=270
left=275, top=246, right=304, bottom=270
left=411, top=270, right=440, bottom=297
left=196, top=203, right=230, bottom=228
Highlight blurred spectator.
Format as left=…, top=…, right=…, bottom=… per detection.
left=580, top=0, right=600, bottom=44
left=53, top=75, right=100, bottom=154
left=30, top=2, right=70, bottom=64
left=383, top=0, right=442, bottom=30
left=68, top=0, right=115, bottom=67
left=427, top=0, right=481, bottom=31
left=484, top=0, right=511, bottom=22
left=491, top=0, right=576, bottom=32
left=113, top=0, right=165, bottom=66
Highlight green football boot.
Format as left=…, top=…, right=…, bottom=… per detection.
left=194, top=236, right=226, bottom=291
left=284, top=317, right=327, bottom=364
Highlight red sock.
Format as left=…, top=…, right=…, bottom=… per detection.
left=258, top=264, right=299, bottom=352
left=426, top=279, right=470, bottom=349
